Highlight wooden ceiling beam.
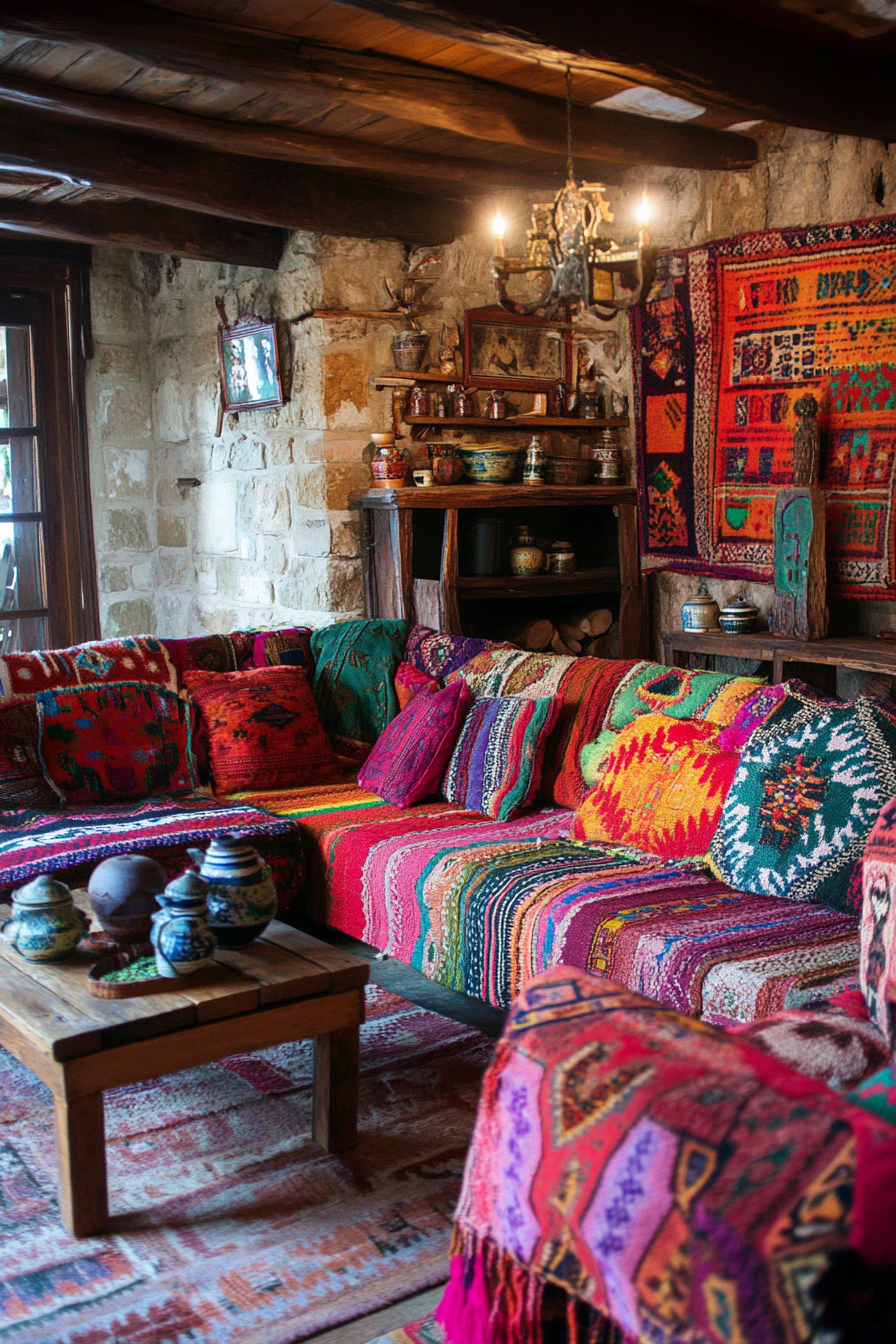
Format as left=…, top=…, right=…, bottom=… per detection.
left=0, top=69, right=552, bottom=191
left=0, top=105, right=473, bottom=245
left=0, top=196, right=286, bottom=267
left=324, top=0, right=896, bottom=142
left=0, top=0, right=757, bottom=170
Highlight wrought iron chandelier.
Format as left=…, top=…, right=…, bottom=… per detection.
left=490, top=71, right=655, bottom=320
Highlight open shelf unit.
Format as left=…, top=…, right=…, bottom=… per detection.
left=404, top=415, right=629, bottom=429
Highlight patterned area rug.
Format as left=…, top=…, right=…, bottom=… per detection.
left=0, top=984, right=491, bottom=1343
left=633, top=214, right=896, bottom=597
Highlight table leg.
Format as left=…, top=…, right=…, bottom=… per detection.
left=313, top=1024, right=359, bottom=1153
left=54, top=1086, right=108, bottom=1237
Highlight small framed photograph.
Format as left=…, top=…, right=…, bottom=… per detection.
left=464, top=304, right=571, bottom=392
left=218, top=316, right=284, bottom=412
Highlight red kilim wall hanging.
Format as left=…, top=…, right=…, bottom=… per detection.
left=631, top=213, right=896, bottom=599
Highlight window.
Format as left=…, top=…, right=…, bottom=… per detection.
left=0, top=246, right=98, bottom=653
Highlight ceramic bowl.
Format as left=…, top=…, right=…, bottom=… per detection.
left=457, top=444, right=522, bottom=483
left=545, top=457, right=594, bottom=485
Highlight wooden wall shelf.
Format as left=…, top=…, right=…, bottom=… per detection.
left=457, top=567, right=621, bottom=599
left=404, top=415, right=628, bottom=429
left=661, top=629, right=896, bottom=683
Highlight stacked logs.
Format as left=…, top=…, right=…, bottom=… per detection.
left=518, top=609, right=615, bottom=658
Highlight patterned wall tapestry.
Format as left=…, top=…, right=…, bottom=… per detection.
left=631, top=214, right=896, bottom=598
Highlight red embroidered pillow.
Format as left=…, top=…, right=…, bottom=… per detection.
left=1, top=636, right=177, bottom=699
left=36, top=681, right=196, bottom=804
left=394, top=661, right=439, bottom=711
left=358, top=680, right=472, bottom=808
left=0, top=701, right=60, bottom=809
left=184, top=666, right=342, bottom=794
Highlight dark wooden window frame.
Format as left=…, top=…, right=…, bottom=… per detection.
left=0, top=239, right=99, bottom=649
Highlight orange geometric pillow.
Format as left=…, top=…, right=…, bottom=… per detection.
left=572, top=713, right=740, bottom=860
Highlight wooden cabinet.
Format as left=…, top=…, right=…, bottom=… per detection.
left=354, top=483, right=648, bottom=658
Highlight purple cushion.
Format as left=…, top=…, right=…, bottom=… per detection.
left=403, top=625, right=515, bottom=679
left=358, top=680, right=473, bottom=808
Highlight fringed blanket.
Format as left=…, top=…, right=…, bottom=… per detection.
left=633, top=214, right=896, bottom=597
left=438, top=968, right=896, bottom=1344
left=241, top=784, right=860, bottom=1019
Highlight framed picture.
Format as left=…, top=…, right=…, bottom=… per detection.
left=218, top=315, right=284, bottom=412
left=463, top=305, right=571, bottom=392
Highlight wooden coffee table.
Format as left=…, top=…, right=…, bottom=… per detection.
left=0, top=908, right=368, bottom=1237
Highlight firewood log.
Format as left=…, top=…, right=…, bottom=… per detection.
left=523, top=619, right=554, bottom=651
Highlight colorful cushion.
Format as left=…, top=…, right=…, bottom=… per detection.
left=447, top=647, right=575, bottom=699
left=36, top=682, right=196, bottom=804
left=442, top=695, right=559, bottom=821
left=394, top=661, right=439, bottom=711
left=543, top=658, right=639, bottom=808
left=161, top=632, right=253, bottom=682
left=717, top=679, right=840, bottom=751
left=728, top=992, right=889, bottom=1090
left=310, top=619, right=409, bottom=764
left=860, top=795, right=896, bottom=1050
left=185, top=666, right=341, bottom=794
left=1, top=636, right=177, bottom=700
left=252, top=627, right=314, bottom=673
left=573, top=713, right=740, bottom=859
left=709, top=691, right=896, bottom=913
left=403, top=625, right=515, bottom=679
left=849, top=1063, right=896, bottom=1125
left=358, top=681, right=472, bottom=808
left=604, top=661, right=763, bottom=732
left=0, top=702, right=61, bottom=810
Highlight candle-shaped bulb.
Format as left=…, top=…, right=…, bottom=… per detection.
left=492, top=210, right=506, bottom=258
left=635, top=191, right=651, bottom=246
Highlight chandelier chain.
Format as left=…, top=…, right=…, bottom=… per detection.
left=565, top=66, right=574, bottom=183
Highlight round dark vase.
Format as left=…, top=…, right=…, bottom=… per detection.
left=88, top=853, right=166, bottom=945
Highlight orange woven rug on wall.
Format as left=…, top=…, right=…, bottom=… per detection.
left=632, top=214, right=896, bottom=598
left=0, top=985, right=491, bottom=1344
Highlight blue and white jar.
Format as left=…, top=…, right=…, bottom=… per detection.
left=0, top=873, right=86, bottom=962
left=151, top=871, right=216, bottom=978
left=187, top=836, right=278, bottom=948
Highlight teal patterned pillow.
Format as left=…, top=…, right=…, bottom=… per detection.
left=310, top=619, right=409, bottom=764
left=709, top=691, right=896, bottom=913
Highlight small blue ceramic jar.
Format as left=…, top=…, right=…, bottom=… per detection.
left=151, top=871, right=216, bottom=978
left=719, top=596, right=760, bottom=635
left=187, top=835, right=277, bottom=948
left=0, top=873, right=86, bottom=962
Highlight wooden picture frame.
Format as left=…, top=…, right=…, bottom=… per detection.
left=218, top=315, right=284, bottom=412
left=463, top=304, right=571, bottom=392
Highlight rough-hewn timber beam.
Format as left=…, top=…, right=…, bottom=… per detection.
left=312, top=0, right=896, bottom=142
left=0, top=106, right=473, bottom=245
left=0, top=0, right=757, bottom=170
left=0, top=69, right=551, bottom=191
left=0, top=197, right=286, bottom=267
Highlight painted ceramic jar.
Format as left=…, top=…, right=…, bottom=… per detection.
left=681, top=582, right=720, bottom=631
left=428, top=441, right=464, bottom=485
left=546, top=540, right=576, bottom=574
left=510, top=525, right=545, bottom=576
left=0, top=873, right=86, bottom=962
left=88, top=853, right=165, bottom=946
left=187, top=836, right=278, bottom=947
left=151, top=871, right=216, bottom=978
left=370, top=434, right=408, bottom=488
left=719, top=595, right=760, bottom=635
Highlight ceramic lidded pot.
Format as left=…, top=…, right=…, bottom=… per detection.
left=719, top=595, right=760, bottom=635
left=88, top=853, right=166, bottom=946
left=428, top=441, right=464, bottom=485
left=509, top=524, right=545, bottom=576
left=187, top=835, right=278, bottom=947
left=151, top=870, right=216, bottom=978
left=546, top=540, right=576, bottom=574
left=0, top=873, right=87, bottom=962
left=681, top=582, right=720, bottom=632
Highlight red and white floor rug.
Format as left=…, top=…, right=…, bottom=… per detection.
left=0, top=984, right=492, bottom=1343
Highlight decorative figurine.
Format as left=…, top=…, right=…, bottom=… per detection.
left=509, top=524, right=545, bottom=576
left=88, top=853, right=166, bottom=948
left=0, top=873, right=87, bottom=962
left=187, top=836, right=278, bottom=947
left=792, top=393, right=821, bottom=486
left=151, top=871, right=216, bottom=978
left=681, top=582, right=720, bottom=631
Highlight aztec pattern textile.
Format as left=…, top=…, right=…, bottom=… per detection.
left=252, top=626, right=314, bottom=672
left=395, top=660, right=439, bottom=710
left=311, top=618, right=409, bottom=762
left=184, top=665, right=341, bottom=794
left=710, top=690, right=896, bottom=913
left=715, top=678, right=838, bottom=750
left=160, top=631, right=254, bottom=681
left=573, top=714, right=740, bottom=860
left=442, top=696, right=559, bottom=822
left=242, top=783, right=860, bottom=1018
left=359, top=680, right=472, bottom=808
left=850, top=1062, right=896, bottom=1125
left=36, top=681, right=196, bottom=803
left=604, top=661, right=762, bottom=733
left=447, top=647, right=576, bottom=699
left=0, top=983, right=493, bottom=1344
left=631, top=216, right=896, bottom=598
left=0, top=635, right=177, bottom=700
left=0, top=792, right=296, bottom=890
left=859, top=794, right=896, bottom=1048
left=438, top=969, right=896, bottom=1344
left=0, top=701, right=60, bottom=810
left=728, top=989, right=889, bottom=1090
left=404, top=624, right=515, bottom=679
